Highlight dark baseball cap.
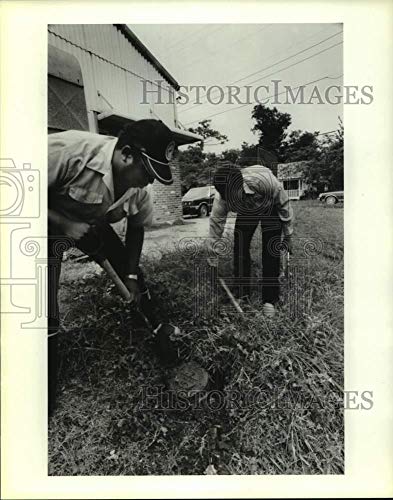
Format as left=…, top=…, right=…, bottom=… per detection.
left=123, top=119, right=176, bottom=185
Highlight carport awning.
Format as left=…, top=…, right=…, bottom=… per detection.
left=96, top=109, right=203, bottom=146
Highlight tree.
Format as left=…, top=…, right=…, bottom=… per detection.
left=322, top=118, right=343, bottom=190
left=176, top=144, right=206, bottom=193
left=251, top=105, right=292, bottom=157
left=218, top=144, right=261, bottom=167
left=239, top=142, right=259, bottom=166
left=220, top=148, right=241, bottom=165
left=188, top=119, right=228, bottom=150
left=280, top=130, right=321, bottom=163
left=301, top=119, right=344, bottom=192
left=218, top=143, right=262, bottom=168
left=177, top=120, right=228, bottom=192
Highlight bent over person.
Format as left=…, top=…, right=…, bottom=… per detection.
left=48, top=119, right=179, bottom=416
left=208, top=164, right=294, bottom=317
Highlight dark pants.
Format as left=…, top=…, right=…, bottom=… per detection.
left=48, top=223, right=160, bottom=416
left=233, top=213, right=282, bottom=304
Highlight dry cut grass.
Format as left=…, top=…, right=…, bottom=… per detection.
left=49, top=201, right=344, bottom=475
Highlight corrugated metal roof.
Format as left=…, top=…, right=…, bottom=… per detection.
left=97, top=109, right=203, bottom=145
left=48, top=26, right=177, bottom=125
left=115, top=25, right=180, bottom=91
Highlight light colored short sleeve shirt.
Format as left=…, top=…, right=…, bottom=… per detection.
left=209, top=165, right=294, bottom=239
left=48, top=130, right=153, bottom=226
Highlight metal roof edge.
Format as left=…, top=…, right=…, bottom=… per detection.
left=96, top=109, right=203, bottom=145
left=115, top=24, right=180, bottom=91
left=174, top=127, right=204, bottom=144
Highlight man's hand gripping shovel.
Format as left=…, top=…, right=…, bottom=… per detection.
left=80, top=226, right=209, bottom=394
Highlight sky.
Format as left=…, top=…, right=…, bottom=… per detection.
left=130, top=24, right=343, bottom=152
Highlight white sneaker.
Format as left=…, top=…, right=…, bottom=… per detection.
left=262, top=302, right=276, bottom=317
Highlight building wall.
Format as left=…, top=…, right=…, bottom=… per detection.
left=152, top=162, right=183, bottom=224
left=277, top=161, right=313, bottom=199
left=48, top=24, right=183, bottom=224
left=48, top=24, right=177, bottom=126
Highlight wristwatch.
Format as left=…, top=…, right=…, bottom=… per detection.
left=126, top=274, right=138, bottom=280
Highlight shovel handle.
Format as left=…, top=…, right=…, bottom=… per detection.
left=99, top=259, right=132, bottom=302
left=98, top=258, right=153, bottom=331
left=219, top=278, right=244, bottom=314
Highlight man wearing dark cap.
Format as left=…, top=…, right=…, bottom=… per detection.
left=208, top=163, right=294, bottom=317
left=48, top=119, right=178, bottom=415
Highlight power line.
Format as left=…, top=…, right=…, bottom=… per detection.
left=183, top=41, right=343, bottom=123
left=233, top=31, right=342, bottom=86
left=180, top=30, right=343, bottom=113
left=243, top=42, right=342, bottom=87
left=203, top=129, right=341, bottom=150
left=168, top=25, right=229, bottom=56
left=217, top=23, right=330, bottom=81
left=316, top=129, right=340, bottom=136
left=180, top=24, right=333, bottom=90
left=164, top=25, right=213, bottom=51
left=201, top=129, right=341, bottom=150
left=184, top=73, right=343, bottom=125
left=179, top=24, right=273, bottom=72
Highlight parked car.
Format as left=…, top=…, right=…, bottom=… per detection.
left=182, top=186, right=216, bottom=217
left=318, top=190, right=344, bottom=205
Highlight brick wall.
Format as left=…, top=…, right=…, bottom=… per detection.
left=110, top=160, right=183, bottom=238
left=151, top=160, right=182, bottom=224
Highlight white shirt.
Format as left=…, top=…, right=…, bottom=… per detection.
left=209, top=165, right=294, bottom=239
left=48, top=130, right=153, bottom=226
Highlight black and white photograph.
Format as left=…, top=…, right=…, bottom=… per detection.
left=47, top=23, right=345, bottom=475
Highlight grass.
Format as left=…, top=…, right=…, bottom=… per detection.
left=49, top=201, right=344, bottom=475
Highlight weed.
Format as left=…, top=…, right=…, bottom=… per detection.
left=49, top=202, right=343, bottom=475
